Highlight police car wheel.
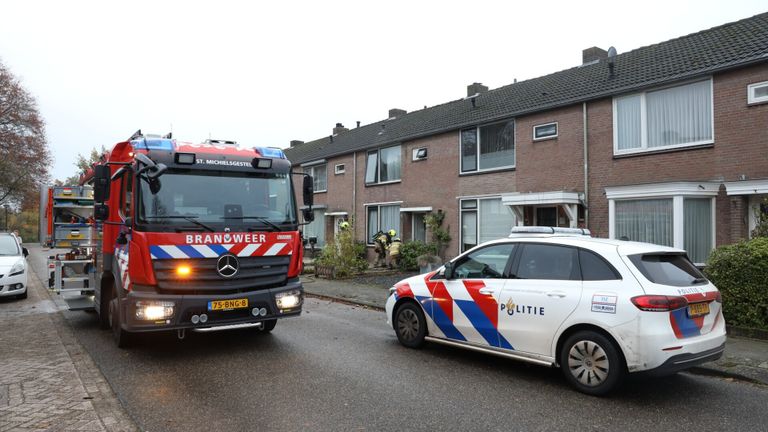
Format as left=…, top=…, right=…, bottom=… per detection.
left=560, top=331, right=624, bottom=396
left=394, top=302, right=426, bottom=348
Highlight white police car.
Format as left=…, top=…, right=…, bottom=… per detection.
left=385, top=227, right=725, bottom=395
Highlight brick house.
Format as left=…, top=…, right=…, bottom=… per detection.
left=284, top=13, right=768, bottom=265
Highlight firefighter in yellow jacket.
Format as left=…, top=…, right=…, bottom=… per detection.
left=388, top=236, right=402, bottom=269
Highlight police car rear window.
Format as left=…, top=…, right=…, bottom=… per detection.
left=628, top=253, right=707, bottom=287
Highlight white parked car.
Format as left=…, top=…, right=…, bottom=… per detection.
left=0, top=233, right=28, bottom=300
left=385, top=227, right=725, bottom=395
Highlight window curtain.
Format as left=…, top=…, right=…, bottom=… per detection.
left=461, top=129, right=478, bottom=172
left=365, top=152, right=378, bottom=183
left=479, top=198, right=516, bottom=243
left=684, top=198, right=712, bottom=263
left=304, top=210, right=325, bottom=247
left=379, top=205, right=400, bottom=235
left=616, top=94, right=642, bottom=150
left=647, top=80, right=712, bottom=148
left=379, top=146, right=401, bottom=182
left=312, top=165, right=327, bottom=191
left=367, top=207, right=378, bottom=241
left=461, top=211, right=477, bottom=252
left=479, top=121, right=515, bottom=169
left=615, top=199, right=673, bottom=247
left=413, top=213, right=426, bottom=242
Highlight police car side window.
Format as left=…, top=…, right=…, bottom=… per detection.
left=453, top=244, right=515, bottom=280
left=578, top=249, right=621, bottom=281
left=516, top=244, right=581, bottom=281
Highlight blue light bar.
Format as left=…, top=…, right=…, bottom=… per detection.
left=130, top=139, right=174, bottom=151
left=255, top=146, right=286, bottom=159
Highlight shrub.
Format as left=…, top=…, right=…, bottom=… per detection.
left=398, top=241, right=437, bottom=271
left=705, top=237, right=768, bottom=330
left=314, top=224, right=368, bottom=278
left=425, top=210, right=451, bottom=259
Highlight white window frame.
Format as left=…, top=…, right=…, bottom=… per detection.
left=334, top=163, right=345, bottom=175
left=458, top=195, right=518, bottom=253
left=606, top=182, right=718, bottom=265
left=365, top=145, right=402, bottom=185
left=364, top=201, right=403, bottom=245
left=612, top=78, right=714, bottom=156
left=747, top=81, right=768, bottom=105
left=533, top=122, right=558, bottom=141
left=302, top=163, right=327, bottom=193
left=459, top=120, right=516, bottom=175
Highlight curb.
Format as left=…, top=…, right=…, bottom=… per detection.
left=304, top=291, right=385, bottom=311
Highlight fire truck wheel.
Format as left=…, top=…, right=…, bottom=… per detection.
left=259, top=319, right=277, bottom=333
left=98, top=291, right=111, bottom=329
left=109, top=297, right=132, bottom=348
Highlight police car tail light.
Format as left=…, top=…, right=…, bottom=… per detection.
left=631, top=295, right=688, bottom=312
left=714, top=291, right=722, bottom=303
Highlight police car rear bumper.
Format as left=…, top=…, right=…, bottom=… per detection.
left=641, top=342, right=726, bottom=377
left=119, top=278, right=303, bottom=332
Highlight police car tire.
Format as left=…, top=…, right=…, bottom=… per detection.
left=259, top=319, right=277, bottom=333
left=394, top=302, right=427, bottom=348
left=560, top=331, right=625, bottom=396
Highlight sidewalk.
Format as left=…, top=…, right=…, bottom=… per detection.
left=302, top=275, right=768, bottom=386
left=0, top=256, right=138, bottom=431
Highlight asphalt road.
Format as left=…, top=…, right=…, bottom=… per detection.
left=29, top=247, right=768, bottom=432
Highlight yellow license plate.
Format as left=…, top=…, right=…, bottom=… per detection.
left=688, top=302, right=710, bottom=317
left=208, top=298, right=248, bottom=311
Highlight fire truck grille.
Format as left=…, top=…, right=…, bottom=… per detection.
left=152, top=255, right=291, bottom=295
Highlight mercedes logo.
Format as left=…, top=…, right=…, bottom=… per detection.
left=216, top=254, right=239, bottom=278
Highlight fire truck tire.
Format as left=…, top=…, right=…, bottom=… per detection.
left=109, top=297, right=132, bottom=348
left=98, top=291, right=111, bottom=329
left=259, top=319, right=277, bottom=333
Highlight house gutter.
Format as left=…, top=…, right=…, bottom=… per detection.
left=582, top=102, right=589, bottom=228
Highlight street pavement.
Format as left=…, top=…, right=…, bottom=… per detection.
left=16, top=246, right=768, bottom=431
left=0, top=248, right=137, bottom=431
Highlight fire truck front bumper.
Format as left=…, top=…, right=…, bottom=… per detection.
left=119, top=278, right=303, bottom=332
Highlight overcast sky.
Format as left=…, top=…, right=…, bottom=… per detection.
left=1, top=0, right=765, bottom=181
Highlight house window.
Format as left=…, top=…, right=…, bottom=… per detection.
left=303, top=209, right=325, bottom=247
left=607, top=184, right=717, bottom=265
left=613, top=79, right=713, bottom=155
left=460, top=120, right=515, bottom=173
left=459, top=197, right=516, bottom=252
left=533, top=122, right=558, bottom=141
left=412, top=213, right=427, bottom=242
left=334, top=164, right=345, bottom=174
left=304, top=164, right=327, bottom=193
left=748, top=81, right=768, bottom=105
left=366, top=204, right=401, bottom=243
left=365, top=145, right=401, bottom=184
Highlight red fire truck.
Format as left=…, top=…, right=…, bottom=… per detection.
left=85, top=131, right=314, bottom=347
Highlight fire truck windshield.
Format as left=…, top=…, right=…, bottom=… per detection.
left=137, top=170, right=297, bottom=231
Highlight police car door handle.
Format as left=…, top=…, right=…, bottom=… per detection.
left=478, top=287, right=495, bottom=296
left=546, top=291, right=567, bottom=298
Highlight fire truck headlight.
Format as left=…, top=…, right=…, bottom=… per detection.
left=275, top=290, right=302, bottom=310
left=136, top=301, right=175, bottom=321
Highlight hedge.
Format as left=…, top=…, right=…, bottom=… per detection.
left=398, top=241, right=437, bottom=271
left=705, top=237, right=768, bottom=330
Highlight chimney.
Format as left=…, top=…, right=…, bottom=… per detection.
left=467, top=82, right=488, bottom=97
left=289, top=140, right=303, bottom=147
left=388, top=108, right=407, bottom=119
left=582, top=46, right=608, bottom=64
left=332, top=123, right=348, bottom=135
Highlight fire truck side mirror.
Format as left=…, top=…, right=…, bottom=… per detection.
left=94, top=204, right=109, bottom=221
left=302, top=208, right=314, bottom=223
left=93, top=165, right=111, bottom=202
left=302, top=175, right=314, bottom=207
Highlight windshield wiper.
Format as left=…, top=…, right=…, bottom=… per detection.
left=146, top=216, right=215, bottom=232
left=691, top=277, right=708, bottom=285
left=221, top=216, right=284, bottom=232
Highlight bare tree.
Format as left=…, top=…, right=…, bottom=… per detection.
left=0, top=58, right=51, bottom=206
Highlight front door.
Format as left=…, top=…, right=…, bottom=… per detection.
left=429, top=243, right=516, bottom=348
left=498, top=243, right=582, bottom=356
left=535, top=207, right=557, bottom=227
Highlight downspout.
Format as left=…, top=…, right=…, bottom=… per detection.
left=352, top=151, right=357, bottom=230
left=582, top=102, right=589, bottom=228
